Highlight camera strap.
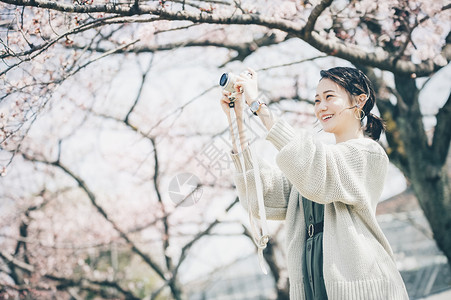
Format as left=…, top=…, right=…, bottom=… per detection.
left=229, top=102, right=269, bottom=275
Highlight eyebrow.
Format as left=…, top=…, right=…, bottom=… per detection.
left=315, top=90, right=336, bottom=98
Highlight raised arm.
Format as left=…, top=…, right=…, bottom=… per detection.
left=266, top=119, right=388, bottom=210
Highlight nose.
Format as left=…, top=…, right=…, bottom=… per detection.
left=317, top=100, right=327, bottom=113
left=315, top=100, right=327, bottom=119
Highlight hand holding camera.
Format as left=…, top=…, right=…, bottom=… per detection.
left=220, top=90, right=245, bottom=119
left=219, top=67, right=258, bottom=107
left=220, top=67, right=275, bottom=132
left=219, top=67, right=274, bottom=153
left=219, top=68, right=258, bottom=154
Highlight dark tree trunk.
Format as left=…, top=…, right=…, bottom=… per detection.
left=264, top=239, right=290, bottom=300
left=376, top=73, right=451, bottom=270
left=411, top=160, right=451, bottom=268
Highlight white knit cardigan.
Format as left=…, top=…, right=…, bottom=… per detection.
left=230, top=118, right=408, bottom=300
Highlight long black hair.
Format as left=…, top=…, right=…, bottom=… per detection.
left=319, top=67, right=385, bottom=140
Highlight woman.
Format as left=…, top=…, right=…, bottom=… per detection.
left=220, top=67, right=408, bottom=300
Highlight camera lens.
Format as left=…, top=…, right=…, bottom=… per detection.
left=219, top=73, right=228, bottom=87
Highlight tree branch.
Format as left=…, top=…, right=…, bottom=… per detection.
left=19, top=153, right=168, bottom=283
left=393, top=5, right=451, bottom=62
left=0, top=250, right=34, bottom=273
left=307, top=31, right=446, bottom=77
left=44, top=274, right=140, bottom=300
left=124, top=54, right=153, bottom=124
left=150, top=137, right=173, bottom=275
left=0, top=0, right=140, bottom=14
left=241, top=221, right=289, bottom=298
left=1, top=0, right=448, bottom=76
left=172, top=198, right=239, bottom=278
left=0, top=15, right=121, bottom=75
left=377, top=98, right=410, bottom=174
left=302, top=0, right=333, bottom=37
left=360, top=66, right=410, bottom=173
left=431, top=90, right=451, bottom=165
left=257, top=54, right=326, bottom=72
left=66, top=31, right=284, bottom=66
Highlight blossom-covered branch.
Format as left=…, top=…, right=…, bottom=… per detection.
left=1, top=0, right=449, bottom=76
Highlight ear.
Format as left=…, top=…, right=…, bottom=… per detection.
left=355, top=94, right=368, bottom=109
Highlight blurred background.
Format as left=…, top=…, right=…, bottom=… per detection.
left=0, top=0, right=450, bottom=299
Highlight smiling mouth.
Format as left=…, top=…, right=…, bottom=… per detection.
left=321, top=114, right=334, bottom=121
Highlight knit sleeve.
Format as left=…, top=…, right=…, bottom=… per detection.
left=265, top=119, right=388, bottom=209
left=229, top=146, right=292, bottom=220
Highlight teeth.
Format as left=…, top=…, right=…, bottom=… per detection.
left=322, top=115, right=333, bottom=120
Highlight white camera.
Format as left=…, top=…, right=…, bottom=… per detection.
left=219, top=72, right=238, bottom=94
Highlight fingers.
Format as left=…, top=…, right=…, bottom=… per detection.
left=233, top=82, right=243, bottom=93
left=221, top=91, right=241, bottom=105
left=247, top=67, right=256, bottom=78
left=237, top=74, right=250, bottom=81
left=237, top=70, right=257, bottom=82
left=222, top=90, right=232, bottom=100
left=238, top=67, right=257, bottom=78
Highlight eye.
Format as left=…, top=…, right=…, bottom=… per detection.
left=314, top=99, right=320, bottom=104
left=326, top=94, right=333, bottom=99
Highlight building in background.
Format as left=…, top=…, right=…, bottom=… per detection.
left=377, top=188, right=451, bottom=299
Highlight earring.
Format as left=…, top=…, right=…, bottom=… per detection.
left=354, top=109, right=365, bottom=120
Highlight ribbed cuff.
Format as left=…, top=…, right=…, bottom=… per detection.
left=229, top=145, right=253, bottom=173
left=265, top=119, right=296, bottom=151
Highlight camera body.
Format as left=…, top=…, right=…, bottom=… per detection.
left=219, top=72, right=238, bottom=93
left=220, top=71, right=253, bottom=103
left=219, top=72, right=238, bottom=101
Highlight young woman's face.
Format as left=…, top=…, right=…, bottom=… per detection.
left=314, top=78, right=358, bottom=137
